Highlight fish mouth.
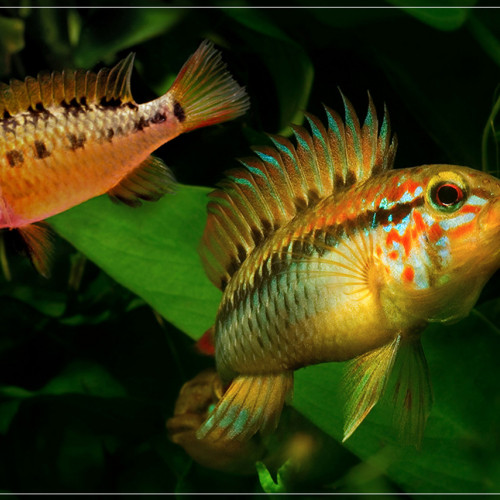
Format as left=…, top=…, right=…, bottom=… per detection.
left=478, top=196, right=500, bottom=263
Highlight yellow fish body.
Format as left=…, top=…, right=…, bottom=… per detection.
left=196, top=95, right=500, bottom=444
left=0, top=41, right=249, bottom=275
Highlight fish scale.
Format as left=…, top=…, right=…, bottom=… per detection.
left=197, top=94, right=500, bottom=445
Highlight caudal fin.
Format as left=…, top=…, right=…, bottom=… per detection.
left=196, top=372, right=293, bottom=441
left=168, top=40, right=249, bottom=133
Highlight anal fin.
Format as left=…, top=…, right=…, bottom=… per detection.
left=196, top=372, right=293, bottom=442
left=108, top=155, right=175, bottom=207
left=16, top=222, right=53, bottom=278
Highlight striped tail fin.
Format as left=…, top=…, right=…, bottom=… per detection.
left=168, top=40, right=249, bottom=133
left=196, top=372, right=293, bottom=441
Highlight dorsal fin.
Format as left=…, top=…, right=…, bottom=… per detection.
left=0, top=53, right=135, bottom=117
left=199, top=94, right=397, bottom=290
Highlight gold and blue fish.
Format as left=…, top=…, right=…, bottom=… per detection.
left=0, top=41, right=249, bottom=275
left=196, top=94, right=500, bottom=444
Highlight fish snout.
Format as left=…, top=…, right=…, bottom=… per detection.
left=479, top=195, right=500, bottom=232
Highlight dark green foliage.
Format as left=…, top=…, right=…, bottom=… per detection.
left=0, top=5, right=499, bottom=494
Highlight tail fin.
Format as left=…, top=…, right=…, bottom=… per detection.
left=168, top=40, right=249, bottom=132
left=196, top=372, right=293, bottom=441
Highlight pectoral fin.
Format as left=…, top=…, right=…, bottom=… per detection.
left=196, top=372, right=293, bottom=442
left=108, top=155, right=175, bottom=207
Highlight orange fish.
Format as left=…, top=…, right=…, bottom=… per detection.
left=196, top=94, right=500, bottom=445
left=0, top=40, right=249, bottom=275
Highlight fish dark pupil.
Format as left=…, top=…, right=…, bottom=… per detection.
left=436, top=183, right=462, bottom=206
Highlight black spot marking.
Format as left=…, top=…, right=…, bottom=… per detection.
left=34, top=141, right=50, bottom=159
left=236, top=243, right=247, bottom=262
left=2, top=110, right=11, bottom=119
left=226, top=256, right=239, bottom=277
left=307, top=189, right=320, bottom=206
left=173, top=101, right=185, bottom=122
left=134, top=116, right=149, bottom=132
left=151, top=112, right=166, bottom=124
left=100, top=96, right=122, bottom=107
left=345, top=170, right=356, bottom=186
left=1, top=116, right=19, bottom=134
left=106, top=129, right=114, bottom=142
left=67, top=133, right=86, bottom=150
left=294, top=197, right=308, bottom=212
left=6, top=150, right=24, bottom=167
left=261, top=219, right=273, bottom=236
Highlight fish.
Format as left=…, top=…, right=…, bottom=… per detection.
left=195, top=93, right=500, bottom=445
left=0, top=40, right=249, bottom=276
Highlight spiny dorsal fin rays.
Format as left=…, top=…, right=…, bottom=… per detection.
left=199, top=95, right=397, bottom=290
left=0, top=53, right=135, bottom=118
left=304, top=112, right=335, bottom=195
left=341, top=92, right=364, bottom=182
left=267, top=134, right=308, bottom=206
left=361, top=93, right=378, bottom=176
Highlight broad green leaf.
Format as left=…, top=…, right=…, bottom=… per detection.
left=50, top=185, right=220, bottom=339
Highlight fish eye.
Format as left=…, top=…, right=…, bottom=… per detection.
left=427, top=173, right=468, bottom=212
left=434, top=183, right=464, bottom=207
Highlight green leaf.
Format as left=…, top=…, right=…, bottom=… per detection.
left=39, top=361, right=127, bottom=398
left=0, top=16, right=24, bottom=77
left=225, top=9, right=314, bottom=134
left=256, top=461, right=287, bottom=493
left=74, top=9, right=185, bottom=67
left=50, top=185, right=220, bottom=340
left=387, top=4, right=471, bottom=31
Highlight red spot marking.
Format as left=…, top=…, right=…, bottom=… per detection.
left=385, top=228, right=412, bottom=256
left=460, top=205, right=481, bottom=214
left=412, top=211, right=426, bottom=234
left=449, top=221, right=475, bottom=239
left=402, top=265, right=415, bottom=282
left=376, top=245, right=383, bottom=257
left=388, top=250, right=398, bottom=260
left=195, top=327, right=215, bottom=356
left=428, top=223, right=443, bottom=242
